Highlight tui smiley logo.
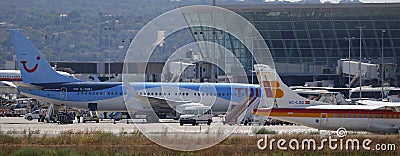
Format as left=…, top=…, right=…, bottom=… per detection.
left=21, top=56, right=40, bottom=73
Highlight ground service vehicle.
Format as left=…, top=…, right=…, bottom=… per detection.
left=179, top=106, right=212, bottom=126
left=24, top=110, right=40, bottom=121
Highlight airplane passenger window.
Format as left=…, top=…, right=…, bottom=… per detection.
left=381, top=114, right=384, bottom=118
left=386, top=115, right=389, bottom=118
left=337, top=114, right=340, bottom=118
left=218, top=93, right=221, bottom=96
left=120, top=92, right=122, bottom=95
left=186, top=93, right=188, bottom=96
left=353, top=114, right=357, bottom=118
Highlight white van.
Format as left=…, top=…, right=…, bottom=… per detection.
left=179, top=106, right=212, bottom=126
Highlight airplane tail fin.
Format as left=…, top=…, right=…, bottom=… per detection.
left=9, top=29, right=82, bottom=84
left=254, top=64, right=326, bottom=108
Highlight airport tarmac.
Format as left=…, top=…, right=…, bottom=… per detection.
left=0, top=117, right=319, bottom=135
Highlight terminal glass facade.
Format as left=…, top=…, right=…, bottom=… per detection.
left=222, top=4, right=400, bottom=76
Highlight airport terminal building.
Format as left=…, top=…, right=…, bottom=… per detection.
left=10, top=3, right=398, bottom=87
left=208, top=3, right=400, bottom=86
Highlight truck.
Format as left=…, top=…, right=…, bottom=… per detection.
left=179, top=106, right=212, bottom=126
left=0, top=108, right=27, bottom=117
left=82, top=111, right=99, bottom=123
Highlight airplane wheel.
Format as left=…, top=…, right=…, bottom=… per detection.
left=207, top=119, right=212, bottom=125
left=192, top=120, right=196, bottom=126
left=27, top=116, right=33, bottom=121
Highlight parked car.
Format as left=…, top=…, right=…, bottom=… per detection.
left=24, top=110, right=41, bottom=121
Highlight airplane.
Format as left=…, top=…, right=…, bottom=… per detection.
left=0, top=70, right=22, bottom=81
left=0, top=70, right=73, bottom=82
left=9, top=29, right=261, bottom=119
left=252, top=64, right=400, bottom=134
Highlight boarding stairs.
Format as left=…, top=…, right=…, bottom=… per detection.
left=45, top=103, right=55, bottom=122
left=224, top=97, right=260, bottom=125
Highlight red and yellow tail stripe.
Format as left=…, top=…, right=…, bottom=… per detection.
left=254, top=108, right=400, bottom=119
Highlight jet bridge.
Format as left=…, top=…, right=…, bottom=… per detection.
left=337, top=59, right=397, bottom=87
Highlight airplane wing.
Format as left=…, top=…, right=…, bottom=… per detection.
left=138, top=95, right=192, bottom=117
left=142, top=95, right=190, bottom=109
left=1, top=81, right=17, bottom=88
left=357, top=100, right=400, bottom=107
left=144, top=95, right=190, bottom=105
left=357, top=100, right=400, bottom=112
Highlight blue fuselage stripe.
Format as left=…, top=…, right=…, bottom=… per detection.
left=19, top=82, right=261, bottom=102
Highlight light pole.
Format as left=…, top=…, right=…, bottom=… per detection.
left=345, top=36, right=355, bottom=99
left=381, top=30, right=385, bottom=100
left=104, top=27, right=114, bottom=81
left=356, top=26, right=365, bottom=101
left=45, top=34, right=56, bottom=62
